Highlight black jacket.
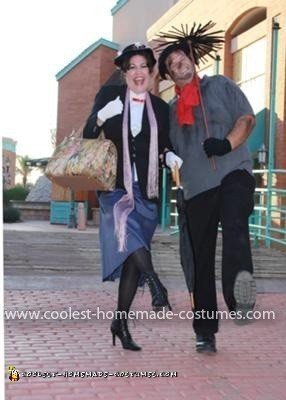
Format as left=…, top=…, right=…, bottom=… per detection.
left=83, top=85, right=172, bottom=199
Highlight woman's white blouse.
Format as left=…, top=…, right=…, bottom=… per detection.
left=129, top=90, right=146, bottom=182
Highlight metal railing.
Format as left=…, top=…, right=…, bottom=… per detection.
left=250, top=169, right=286, bottom=247
left=161, top=168, right=286, bottom=248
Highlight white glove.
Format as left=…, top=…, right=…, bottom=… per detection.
left=165, top=151, right=183, bottom=169
left=97, top=96, right=123, bottom=123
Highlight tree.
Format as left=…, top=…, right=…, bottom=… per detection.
left=16, top=155, right=33, bottom=187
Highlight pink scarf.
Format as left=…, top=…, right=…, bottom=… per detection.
left=113, top=88, right=158, bottom=252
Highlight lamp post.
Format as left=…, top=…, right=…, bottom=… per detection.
left=68, top=189, right=76, bottom=229
left=215, top=54, right=221, bottom=75
left=258, top=144, right=267, bottom=168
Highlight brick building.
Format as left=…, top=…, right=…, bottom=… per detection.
left=112, top=0, right=179, bottom=46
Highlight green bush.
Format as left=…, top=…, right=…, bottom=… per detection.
left=3, top=185, right=29, bottom=206
left=3, top=206, right=21, bottom=223
left=3, top=190, right=10, bottom=206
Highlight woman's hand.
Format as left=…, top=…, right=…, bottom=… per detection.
left=165, top=151, right=183, bottom=169
left=97, top=96, right=123, bottom=124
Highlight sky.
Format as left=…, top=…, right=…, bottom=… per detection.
left=1, top=0, right=116, bottom=159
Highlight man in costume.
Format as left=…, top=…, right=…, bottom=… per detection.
left=157, top=21, right=256, bottom=353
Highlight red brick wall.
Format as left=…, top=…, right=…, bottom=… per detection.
left=53, top=45, right=117, bottom=202
left=99, top=46, right=120, bottom=87
left=56, top=46, right=117, bottom=145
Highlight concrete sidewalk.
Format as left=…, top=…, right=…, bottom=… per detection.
left=5, top=275, right=286, bottom=400
left=3, top=220, right=99, bottom=234
left=3, top=220, right=171, bottom=234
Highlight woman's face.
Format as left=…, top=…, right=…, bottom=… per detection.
left=124, top=54, right=153, bottom=94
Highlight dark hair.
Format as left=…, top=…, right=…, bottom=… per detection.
left=121, top=51, right=155, bottom=73
left=114, top=43, right=156, bottom=72
left=158, top=42, right=191, bottom=80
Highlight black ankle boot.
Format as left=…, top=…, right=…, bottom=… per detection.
left=110, top=318, right=141, bottom=351
left=143, top=271, right=172, bottom=311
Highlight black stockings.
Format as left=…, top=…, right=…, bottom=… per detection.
left=117, top=247, right=154, bottom=312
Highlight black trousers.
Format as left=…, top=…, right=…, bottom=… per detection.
left=185, top=169, right=255, bottom=335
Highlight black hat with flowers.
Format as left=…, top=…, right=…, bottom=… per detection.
left=114, top=42, right=156, bottom=70
left=156, top=21, right=224, bottom=79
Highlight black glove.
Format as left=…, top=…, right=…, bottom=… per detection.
left=203, top=138, right=232, bottom=158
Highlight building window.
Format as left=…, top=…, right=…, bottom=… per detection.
left=233, top=37, right=266, bottom=114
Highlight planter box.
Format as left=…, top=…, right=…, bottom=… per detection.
left=11, top=201, right=50, bottom=221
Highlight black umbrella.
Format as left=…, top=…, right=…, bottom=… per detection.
left=172, top=166, right=195, bottom=309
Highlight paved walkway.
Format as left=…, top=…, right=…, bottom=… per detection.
left=4, top=221, right=286, bottom=399
left=5, top=277, right=286, bottom=400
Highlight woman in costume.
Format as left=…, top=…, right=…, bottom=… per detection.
left=83, top=43, right=182, bottom=351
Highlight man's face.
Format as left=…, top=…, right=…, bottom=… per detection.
left=166, top=50, right=195, bottom=85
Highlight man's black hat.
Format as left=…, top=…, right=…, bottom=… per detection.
left=114, top=43, right=156, bottom=69
left=156, top=21, right=224, bottom=79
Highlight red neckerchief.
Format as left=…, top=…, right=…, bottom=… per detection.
left=175, top=77, right=200, bottom=126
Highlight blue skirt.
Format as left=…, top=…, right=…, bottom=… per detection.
left=98, top=182, right=158, bottom=282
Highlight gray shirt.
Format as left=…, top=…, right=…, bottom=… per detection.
left=169, top=75, right=254, bottom=200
